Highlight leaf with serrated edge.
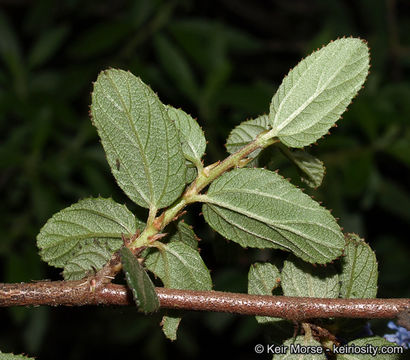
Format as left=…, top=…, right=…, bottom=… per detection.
left=120, top=247, right=159, bottom=313
left=336, top=337, right=403, bottom=360
left=37, top=197, right=143, bottom=278
left=145, top=223, right=210, bottom=339
left=144, top=241, right=211, bottom=291
left=281, top=255, right=339, bottom=298
left=161, top=315, right=181, bottom=341
left=167, top=106, right=206, bottom=168
left=226, top=114, right=270, bottom=159
left=202, top=168, right=344, bottom=264
left=91, top=69, right=186, bottom=209
left=272, top=335, right=326, bottom=360
left=248, top=262, right=281, bottom=323
left=281, top=147, right=325, bottom=188
left=340, top=234, right=378, bottom=299
left=0, top=352, right=35, bottom=360
left=270, top=38, right=369, bottom=148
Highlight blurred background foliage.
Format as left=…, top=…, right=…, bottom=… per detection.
left=0, top=0, right=409, bottom=359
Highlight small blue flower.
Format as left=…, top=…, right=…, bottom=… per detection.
left=384, top=321, right=410, bottom=349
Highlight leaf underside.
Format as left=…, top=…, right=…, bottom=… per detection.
left=270, top=38, right=370, bottom=148
left=281, top=255, right=340, bottom=298
left=120, top=247, right=159, bottom=313
left=337, top=337, right=402, bottom=360
left=340, top=233, right=378, bottom=299
left=91, top=69, right=186, bottom=209
left=36, top=197, right=142, bottom=279
left=202, top=168, right=344, bottom=264
left=272, top=336, right=326, bottom=360
left=248, top=262, right=281, bottom=323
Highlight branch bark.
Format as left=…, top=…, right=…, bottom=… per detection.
left=1, top=281, right=409, bottom=322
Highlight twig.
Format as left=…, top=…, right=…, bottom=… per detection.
left=0, top=281, right=409, bottom=322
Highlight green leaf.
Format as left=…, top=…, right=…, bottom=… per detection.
left=270, top=38, right=369, bottom=148
left=280, top=147, right=325, bottom=188
left=281, top=255, right=339, bottom=298
left=272, top=336, right=326, bottom=359
left=340, top=234, right=378, bottom=299
left=120, top=247, right=159, bottom=313
left=144, top=240, right=211, bottom=291
left=248, top=262, right=281, bottom=323
left=202, top=168, right=344, bottom=264
left=167, top=106, right=206, bottom=168
left=0, top=352, right=35, bottom=359
left=37, top=197, right=142, bottom=278
left=161, top=315, right=181, bottom=341
left=91, top=69, right=186, bottom=209
left=336, top=337, right=403, bottom=359
left=185, top=164, right=197, bottom=184
left=145, top=222, right=210, bottom=340
left=226, top=114, right=270, bottom=160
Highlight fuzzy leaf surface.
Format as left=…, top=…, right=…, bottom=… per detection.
left=270, top=38, right=369, bottom=148
left=226, top=114, right=270, bottom=159
left=121, top=247, right=159, bottom=313
left=37, top=198, right=142, bottom=278
left=272, top=336, right=326, bottom=359
left=281, top=255, right=339, bottom=298
left=248, top=262, right=281, bottom=323
left=144, top=237, right=211, bottom=291
left=161, top=315, right=182, bottom=341
left=91, top=69, right=186, bottom=209
left=167, top=106, right=206, bottom=167
left=340, top=234, right=378, bottom=299
left=337, top=337, right=402, bottom=359
left=202, top=168, right=344, bottom=264
left=281, top=148, right=325, bottom=188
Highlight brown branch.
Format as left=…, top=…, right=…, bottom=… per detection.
left=1, top=281, right=409, bottom=322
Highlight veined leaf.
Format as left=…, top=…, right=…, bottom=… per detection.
left=0, top=352, right=35, bottom=360
left=144, top=239, right=211, bottom=291
left=161, top=315, right=182, bottom=341
left=248, top=262, right=281, bottom=323
left=226, top=114, right=270, bottom=159
left=167, top=106, right=206, bottom=168
left=202, top=168, right=344, bottom=264
left=340, top=234, right=378, bottom=299
left=145, top=222, right=210, bottom=340
left=63, top=239, right=120, bottom=280
left=121, top=247, right=159, bottom=313
left=280, top=147, right=325, bottom=188
left=281, top=255, right=339, bottom=298
left=337, top=337, right=402, bottom=360
left=37, top=197, right=143, bottom=277
left=272, top=336, right=326, bottom=360
left=91, top=69, right=186, bottom=209
left=270, top=38, right=369, bottom=148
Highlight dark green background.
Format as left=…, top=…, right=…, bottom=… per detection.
left=1, top=0, right=409, bottom=359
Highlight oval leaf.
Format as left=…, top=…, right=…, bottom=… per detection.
left=202, top=168, right=344, bottom=264
left=226, top=114, right=270, bottom=159
left=272, top=336, right=326, bottom=360
left=144, top=241, right=212, bottom=291
left=270, top=38, right=370, bottom=148
left=248, top=262, right=281, bottom=324
left=91, top=69, right=186, bottom=209
left=340, top=233, right=378, bottom=299
left=37, top=197, right=142, bottom=277
left=0, top=352, right=35, bottom=360
left=280, top=147, right=325, bottom=189
left=167, top=106, right=206, bottom=168
left=120, top=247, right=159, bottom=313
left=281, top=255, right=340, bottom=298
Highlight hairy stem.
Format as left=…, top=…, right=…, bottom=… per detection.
left=131, top=129, right=278, bottom=249
left=0, top=282, right=408, bottom=323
